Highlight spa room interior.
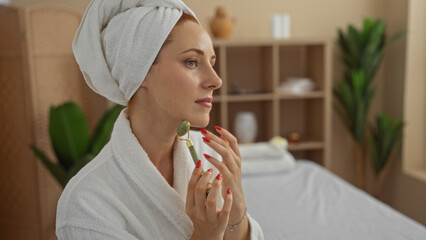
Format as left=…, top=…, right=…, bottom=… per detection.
left=0, top=0, right=425, bottom=239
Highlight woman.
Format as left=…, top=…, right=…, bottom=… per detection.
left=56, top=0, right=264, bottom=239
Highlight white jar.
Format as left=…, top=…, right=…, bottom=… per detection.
left=234, top=111, right=257, bottom=143
left=0, top=0, right=10, bottom=5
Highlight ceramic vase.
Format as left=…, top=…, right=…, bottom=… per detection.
left=234, top=112, right=257, bottom=143
left=210, top=6, right=235, bottom=39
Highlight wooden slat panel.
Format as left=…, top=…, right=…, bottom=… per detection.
left=0, top=7, right=42, bottom=239
left=24, top=6, right=107, bottom=239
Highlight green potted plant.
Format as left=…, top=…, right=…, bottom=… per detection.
left=369, top=114, right=403, bottom=198
left=334, top=18, right=404, bottom=190
left=31, top=102, right=122, bottom=188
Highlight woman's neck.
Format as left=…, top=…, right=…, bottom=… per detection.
left=127, top=101, right=178, bottom=171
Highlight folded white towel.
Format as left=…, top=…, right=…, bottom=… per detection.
left=72, top=0, right=198, bottom=105
left=239, top=141, right=295, bottom=175
left=239, top=142, right=285, bottom=160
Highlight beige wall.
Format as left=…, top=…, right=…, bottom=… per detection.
left=12, top=0, right=385, bottom=39
left=10, top=0, right=426, bottom=226
left=382, top=0, right=426, bottom=225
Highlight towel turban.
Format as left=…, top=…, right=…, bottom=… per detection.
left=72, top=0, right=199, bottom=105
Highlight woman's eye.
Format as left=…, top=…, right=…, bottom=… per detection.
left=186, top=59, right=198, bottom=68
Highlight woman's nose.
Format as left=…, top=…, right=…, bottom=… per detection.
left=203, top=65, right=222, bottom=90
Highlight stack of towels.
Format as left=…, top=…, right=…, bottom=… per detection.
left=240, top=136, right=295, bottom=175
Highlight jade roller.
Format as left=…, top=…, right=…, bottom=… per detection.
left=177, top=120, right=211, bottom=195
left=177, top=120, right=200, bottom=166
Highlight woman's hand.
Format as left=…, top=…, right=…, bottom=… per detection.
left=200, top=127, right=247, bottom=227
left=186, top=160, right=233, bottom=240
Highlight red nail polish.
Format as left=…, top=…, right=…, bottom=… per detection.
left=196, top=160, right=201, bottom=168
left=203, top=153, right=211, bottom=159
left=202, top=137, right=210, bottom=143
left=216, top=173, right=223, bottom=180
left=214, top=126, right=222, bottom=131
left=227, top=188, right=231, bottom=194
left=207, top=168, right=213, bottom=172
left=200, top=128, right=208, bottom=134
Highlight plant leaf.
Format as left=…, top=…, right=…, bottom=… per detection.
left=30, top=144, right=67, bottom=188
left=49, top=102, right=90, bottom=170
left=64, top=153, right=94, bottom=186
left=368, top=114, right=404, bottom=175
left=89, top=104, right=123, bottom=156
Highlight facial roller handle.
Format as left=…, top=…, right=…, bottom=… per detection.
left=186, top=139, right=210, bottom=196
left=186, top=140, right=199, bottom=166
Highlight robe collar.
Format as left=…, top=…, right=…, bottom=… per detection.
left=110, top=109, right=194, bottom=238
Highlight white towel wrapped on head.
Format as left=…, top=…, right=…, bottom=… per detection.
left=72, top=0, right=199, bottom=105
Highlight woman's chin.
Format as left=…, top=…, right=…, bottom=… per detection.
left=188, top=116, right=209, bottom=128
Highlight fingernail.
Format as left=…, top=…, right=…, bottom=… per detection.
left=200, top=128, right=208, bottom=134
left=196, top=160, right=201, bottom=168
left=203, top=153, right=211, bottom=159
left=214, top=126, right=222, bottom=131
left=207, top=168, right=213, bottom=172
left=227, top=188, right=231, bottom=194
left=216, top=173, right=223, bottom=180
left=202, top=137, right=210, bottom=143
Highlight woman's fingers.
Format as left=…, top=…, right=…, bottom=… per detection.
left=202, top=136, right=238, bottom=173
left=186, top=160, right=203, bottom=210
left=201, top=127, right=229, bottom=149
left=206, top=173, right=223, bottom=222
left=203, top=153, right=231, bottom=176
left=214, top=126, right=241, bottom=157
left=218, top=188, right=233, bottom=224
left=194, top=168, right=214, bottom=215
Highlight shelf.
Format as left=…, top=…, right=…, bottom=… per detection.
left=280, top=99, right=324, bottom=142
left=227, top=93, right=274, bottom=102
left=211, top=40, right=330, bottom=166
left=287, top=141, right=324, bottom=151
left=277, top=91, right=324, bottom=99
left=226, top=46, right=273, bottom=94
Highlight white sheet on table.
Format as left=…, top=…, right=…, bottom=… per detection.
left=242, top=160, right=426, bottom=240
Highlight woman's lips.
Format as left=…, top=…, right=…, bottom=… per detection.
left=195, top=97, right=213, bottom=108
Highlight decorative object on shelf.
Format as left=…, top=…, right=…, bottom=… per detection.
left=30, top=102, right=122, bottom=188
left=334, top=18, right=404, bottom=191
left=270, top=13, right=290, bottom=39
left=210, top=6, right=235, bottom=39
left=269, top=136, right=289, bottom=149
left=278, top=77, right=315, bottom=94
left=231, top=81, right=248, bottom=94
left=231, top=81, right=264, bottom=95
left=234, top=111, right=258, bottom=143
left=0, top=0, right=10, bottom=6
left=287, top=132, right=301, bottom=144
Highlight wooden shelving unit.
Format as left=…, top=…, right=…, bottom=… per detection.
left=209, top=39, right=332, bottom=167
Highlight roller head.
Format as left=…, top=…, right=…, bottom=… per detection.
left=177, top=120, right=191, bottom=137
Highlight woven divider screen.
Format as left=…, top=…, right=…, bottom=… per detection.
left=0, top=5, right=108, bottom=240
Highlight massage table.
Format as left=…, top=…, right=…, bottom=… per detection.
left=242, top=160, right=426, bottom=240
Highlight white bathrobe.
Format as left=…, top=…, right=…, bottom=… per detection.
left=56, top=109, right=264, bottom=239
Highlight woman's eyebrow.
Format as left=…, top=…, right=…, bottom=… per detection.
left=180, top=48, right=216, bottom=60
left=181, top=48, right=204, bottom=55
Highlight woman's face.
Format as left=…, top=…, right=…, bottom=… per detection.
left=140, top=20, right=222, bottom=128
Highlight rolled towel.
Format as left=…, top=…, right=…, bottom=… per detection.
left=239, top=142, right=285, bottom=161
left=239, top=137, right=295, bottom=175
